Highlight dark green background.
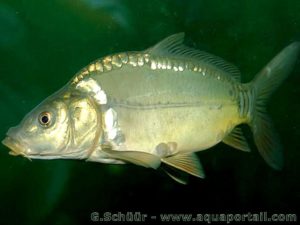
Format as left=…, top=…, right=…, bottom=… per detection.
left=0, top=0, right=299, bottom=224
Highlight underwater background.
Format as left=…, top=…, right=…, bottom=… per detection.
left=0, top=0, right=299, bottom=224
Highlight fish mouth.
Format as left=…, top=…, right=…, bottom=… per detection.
left=2, top=136, right=65, bottom=160
left=2, top=136, right=27, bottom=157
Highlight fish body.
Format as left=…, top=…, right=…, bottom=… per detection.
left=2, top=33, right=299, bottom=183
left=87, top=54, right=239, bottom=152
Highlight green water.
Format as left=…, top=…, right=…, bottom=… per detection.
left=0, top=0, right=299, bottom=224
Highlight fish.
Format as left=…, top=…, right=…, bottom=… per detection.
left=2, top=33, right=299, bottom=184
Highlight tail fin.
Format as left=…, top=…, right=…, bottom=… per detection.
left=250, top=42, right=300, bottom=170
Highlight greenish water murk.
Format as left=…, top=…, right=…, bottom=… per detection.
left=0, top=1, right=299, bottom=224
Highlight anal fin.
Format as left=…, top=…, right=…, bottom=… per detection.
left=223, top=127, right=251, bottom=152
left=161, top=153, right=205, bottom=178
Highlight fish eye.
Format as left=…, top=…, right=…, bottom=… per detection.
left=38, top=112, right=52, bottom=127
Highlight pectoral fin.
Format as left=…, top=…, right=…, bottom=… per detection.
left=161, top=153, right=205, bottom=178
left=101, top=146, right=161, bottom=169
left=223, top=127, right=250, bottom=152
left=162, top=166, right=189, bottom=185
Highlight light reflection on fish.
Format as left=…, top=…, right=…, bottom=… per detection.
left=2, top=33, right=299, bottom=184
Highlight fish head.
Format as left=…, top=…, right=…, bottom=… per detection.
left=2, top=87, right=100, bottom=160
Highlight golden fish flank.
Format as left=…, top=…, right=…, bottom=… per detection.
left=2, top=33, right=299, bottom=184
left=71, top=50, right=225, bottom=86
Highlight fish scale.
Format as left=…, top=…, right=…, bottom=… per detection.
left=72, top=51, right=235, bottom=86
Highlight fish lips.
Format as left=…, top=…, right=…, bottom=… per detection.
left=2, top=136, right=25, bottom=156
left=2, top=126, right=30, bottom=157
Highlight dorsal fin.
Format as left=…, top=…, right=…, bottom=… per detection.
left=147, top=33, right=241, bottom=81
